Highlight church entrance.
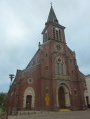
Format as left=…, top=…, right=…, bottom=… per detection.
left=26, top=95, right=32, bottom=110
left=58, top=86, right=65, bottom=108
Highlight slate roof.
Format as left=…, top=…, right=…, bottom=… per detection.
left=47, top=5, right=59, bottom=24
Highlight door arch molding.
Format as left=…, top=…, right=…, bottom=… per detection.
left=57, top=83, right=71, bottom=108
left=23, top=87, right=35, bottom=109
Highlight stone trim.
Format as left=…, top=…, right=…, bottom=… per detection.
left=56, top=82, right=71, bottom=108
left=23, top=87, right=35, bottom=108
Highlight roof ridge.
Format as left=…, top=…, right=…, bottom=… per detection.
left=26, top=49, right=40, bottom=69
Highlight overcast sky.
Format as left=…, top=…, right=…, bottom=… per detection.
left=0, top=0, right=90, bottom=93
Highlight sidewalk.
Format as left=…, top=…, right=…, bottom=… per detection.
left=8, top=110, right=90, bottom=119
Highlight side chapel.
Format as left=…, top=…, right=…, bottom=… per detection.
left=7, top=6, right=87, bottom=114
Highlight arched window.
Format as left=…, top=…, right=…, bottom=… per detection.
left=56, top=57, right=66, bottom=75
left=53, top=27, right=62, bottom=41
left=45, top=33, right=48, bottom=41
left=61, top=64, right=63, bottom=75
left=44, top=30, right=48, bottom=42
left=56, top=63, right=63, bottom=75
left=59, top=30, right=62, bottom=41
left=57, top=63, right=60, bottom=74
left=53, top=27, right=55, bottom=40
left=56, top=30, right=59, bottom=41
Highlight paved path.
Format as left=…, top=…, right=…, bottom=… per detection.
left=8, top=110, right=90, bottom=119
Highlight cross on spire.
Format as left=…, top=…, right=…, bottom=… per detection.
left=46, top=3, right=59, bottom=24
left=50, top=2, right=52, bottom=6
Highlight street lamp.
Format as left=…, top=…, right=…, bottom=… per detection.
left=6, top=74, right=14, bottom=119
left=9, top=74, right=14, bottom=85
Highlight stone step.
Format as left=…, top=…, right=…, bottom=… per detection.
left=18, top=111, right=40, bottom=115
left=18, top=111, right=54, bottom=115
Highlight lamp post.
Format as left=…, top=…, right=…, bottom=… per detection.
left=6, top=74, right=14, bottom=119
left=9, top=74, right=14, bottom=85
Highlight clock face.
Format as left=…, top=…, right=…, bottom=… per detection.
left=56, top=45, right=61, bottom=51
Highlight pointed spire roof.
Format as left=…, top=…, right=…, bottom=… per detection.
left=42, top=5, right=65, bottom=34
left=47, top=5, right=59, bottom=24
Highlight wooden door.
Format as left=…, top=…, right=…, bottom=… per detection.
left=26, top=95, right=32, bottom=110
left=58, top=86, right=65, bottom=108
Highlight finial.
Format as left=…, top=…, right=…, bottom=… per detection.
left=50, top=2, right=52, bottom=7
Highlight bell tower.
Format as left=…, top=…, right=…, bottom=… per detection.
left=42, top=5, right=66, bottom=44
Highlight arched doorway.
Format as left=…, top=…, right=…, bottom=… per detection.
left=26, top=95, right=32, bottom=110
left=84, top=90, right=89, bottom=107
left=58, top=86, right=65, bottom=108
left=23, top=87, right=35, bottom=110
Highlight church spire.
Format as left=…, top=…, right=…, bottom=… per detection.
left=46, top=5, right=59, bottom=24
left=42, top=6, right=66, bottom=43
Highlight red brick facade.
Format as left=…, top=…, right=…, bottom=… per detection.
left=7, top=6, right=86, bottom=114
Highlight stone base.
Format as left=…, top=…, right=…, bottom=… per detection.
left=70, top=105, right=87, bottom=111
left=12, top=108, right=18, bottom=115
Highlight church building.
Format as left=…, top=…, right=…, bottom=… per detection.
left=7, top=6, right=87, bottom=114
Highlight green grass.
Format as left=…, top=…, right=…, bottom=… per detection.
left=0, top=106, right=6, bottom=116
left=0, top=112, right=6, bottom=116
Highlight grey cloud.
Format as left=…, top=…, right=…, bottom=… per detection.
left=0, top=0, right=90, bottom=92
